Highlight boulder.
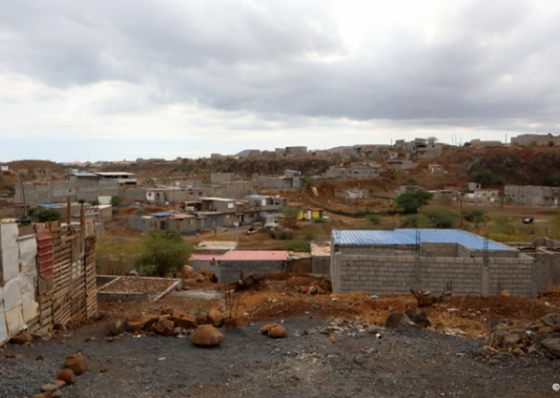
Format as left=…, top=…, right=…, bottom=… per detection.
left=142, top=316, right=160, bottom=331
left=108, top=319, right=126, bottom=336
left=191, top=325, right=224, bottom=347
left=200, top=268, right=218, bottom=283
left=208, top=307, right=224, bottom=327
left=541, top=338, right=560, bottom=357
left=58, top=368, right=75, bottom=384
left=259, top=323, right=287, bottom=338
left=404, top=308, right=431, bottom=329
left=171, top=312, right=198, bottom=329
left=64, top=353, right=86, bottom=375
left=182, top=265, right=196, bottom=279
left=541, top=313, right=560, bottom=327
left=384, top=313, right=415, bottom=329
left=152, top=319, right=175, bottom=337
left=11, top=331, right=33, bottom=345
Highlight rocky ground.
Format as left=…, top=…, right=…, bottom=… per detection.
left=2, top=314, right=560, bottom=398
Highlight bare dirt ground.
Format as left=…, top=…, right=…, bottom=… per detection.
left=2, top=275, right=560, bottom=398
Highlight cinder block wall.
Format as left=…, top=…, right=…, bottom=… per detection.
left=332, top=253, right=536, bottom=296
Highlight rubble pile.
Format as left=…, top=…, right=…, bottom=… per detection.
left=182, top=265, right=218, bottom=284
left=477, top=313, right=560, bottom=361
left=106, top=305, right=243, bottom=344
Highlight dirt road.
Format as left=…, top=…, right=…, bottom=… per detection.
left=2, top=315, right=559, bottom=398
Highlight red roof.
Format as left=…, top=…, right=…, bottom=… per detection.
left=190, top=253, right=222, bottom=262
left=220, top=250, right=288, bottom=261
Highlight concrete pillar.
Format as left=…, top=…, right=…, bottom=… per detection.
left=481, top=266, right=489, bottom=296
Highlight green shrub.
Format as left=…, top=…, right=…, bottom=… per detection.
left=394, top=190, right=433, bottom=214
left=29, top=207, right=61, bottom=222
left=111, top=196, right=123, bottom=207
left=366, top=214, right=383, bottom=225
left=312, top=218, right=327, bottom=224
left=137, top=230, right=193, bottom=276
left=96, top=238, right=146, bottom=275
left=286, top=239, right=310, bottom=252
left=421, top=207, right=458, bottom=228
left=463, top=209, right=487, bottom=228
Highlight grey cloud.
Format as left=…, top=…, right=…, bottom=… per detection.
left=1, top=0, right=559, bottom=133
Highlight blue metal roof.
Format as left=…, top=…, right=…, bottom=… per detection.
left=332, top=229, right=514, bottom=251
left=150, top=211, right=174, bottom=217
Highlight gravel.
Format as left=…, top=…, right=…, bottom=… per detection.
left=1, top=316, right=559, bottom=398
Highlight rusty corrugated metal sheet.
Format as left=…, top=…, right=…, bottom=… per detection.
left=36, top=229, right=53, bottom=278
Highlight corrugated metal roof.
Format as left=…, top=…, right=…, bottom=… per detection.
left=220, top=250, right=288, bottom=261
left=332, top=229, right=514, bottom=251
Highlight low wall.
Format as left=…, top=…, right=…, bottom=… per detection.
left=217, top=260, right=286, bottom=283
left=332, top=253, right=536, bottom=296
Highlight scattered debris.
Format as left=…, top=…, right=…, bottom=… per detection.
left=259, top=323, right=287, bottom=338
left=410, top=286, right=452, bottom=307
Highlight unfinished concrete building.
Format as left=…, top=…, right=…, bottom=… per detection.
left=511, top=133, right=560, bottom=146
left=255, top=170, right=301, bottom=189
left=330, top=229, right=537, bottom=297
left=504, top=185, right=560, bottom=206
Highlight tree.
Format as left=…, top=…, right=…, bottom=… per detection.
left=137, top=230, right=192, bottom=276
left=473, top=169, right=505, bottom=187
left=394, top=190, right=433, bottom=214
left=302, top=175, right=315, bottom=187
left=427, top=136, right=438, bottom=145
left=29, top=207, right=61, bottom=222
left=463, top=209, right=487, bottom=229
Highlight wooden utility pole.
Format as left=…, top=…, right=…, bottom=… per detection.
left=66, top=197, right=72, bottom=225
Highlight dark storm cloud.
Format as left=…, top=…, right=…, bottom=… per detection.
left=1, top=0, right=559, bottom=132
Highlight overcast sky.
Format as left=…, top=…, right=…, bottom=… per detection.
left=1, top=0, right=559, bottom=162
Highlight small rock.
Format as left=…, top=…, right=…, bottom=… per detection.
left=512, top=348, right=525, bottom=357
left=502, top=332, right=521, bottom=347
left=53, top=379, right=66, bottom=388
left=404, top=308, right=431, bottom=329
left=125, top=320, right=144, bottom=333
left=171, top=312, right=198, bottom=329
left=36, top=354, right=44, bottom=361
left=191, top=324, right=224, bottom=346
left=485, top=315, right=506, bottom=331
left=41, top=383, right=60, bottom=392
left=161, top=306, right=174, bottom=315
left=32, top=394, right=50, bottom=398
left=108, top=319, right=126, bottom=336
left=541, top=337, right=560, bottom=357
left=64, top=353, right=86, bottom=375
left=384, top=313, right=415, bottom=329
left=259, top=323, right=288, bottom=338
left=153, top=319, right=175, bottom=337
left=195, top=309, right=209, bottom=325
left=58, top=368, right=75, bottom=384
left=53, top=323, right=67, bottom=332
left=541, top=313, right=560, bottom=327
left=11, top=331, right=33, bottom=345
left=100, top=368, right=109, bottom=373
left=51, top=390, right=63, bottom=398
left=208, top=307, right=224, bottom=327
